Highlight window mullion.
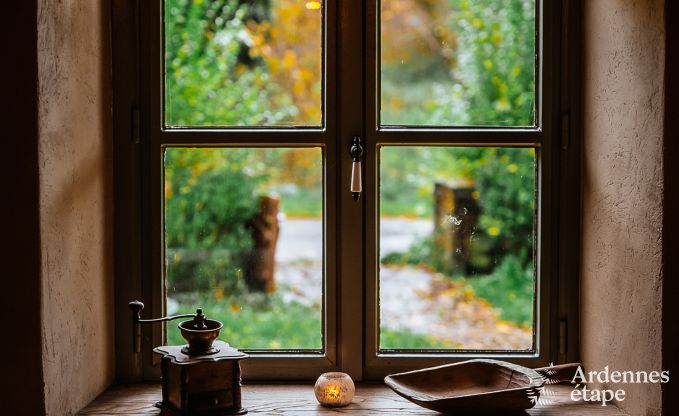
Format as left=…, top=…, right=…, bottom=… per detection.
left=336, top=0, right=366, bottom=380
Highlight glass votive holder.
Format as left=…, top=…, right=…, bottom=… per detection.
left=314, top=372, right=355, bottom=407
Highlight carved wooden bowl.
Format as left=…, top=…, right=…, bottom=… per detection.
left=384, top=359, right=545, bottom=414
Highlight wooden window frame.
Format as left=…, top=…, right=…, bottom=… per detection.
left=362, top=0, right=563, bottom=379
left=112, top=0, right=581, bottom=382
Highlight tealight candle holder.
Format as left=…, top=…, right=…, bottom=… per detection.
left=314, top=372, right=355, bottom=407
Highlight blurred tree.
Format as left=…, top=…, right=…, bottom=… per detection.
left=448, top=0, right=535, bottom=126
left=380, top=0, right=459, bottom=125
left=247, top=0, right=323, bottom=124
left=437, top=0, right=536, bottom=263
left=165, top=0, right=294, bottom=126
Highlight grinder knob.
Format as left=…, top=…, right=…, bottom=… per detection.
left=193, top=308, right=207, bottom=330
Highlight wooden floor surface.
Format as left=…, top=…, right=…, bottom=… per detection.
left=79, top=383, right=627, bottom=415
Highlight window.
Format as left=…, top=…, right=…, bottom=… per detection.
left=114, top=0, right=577, bottom=381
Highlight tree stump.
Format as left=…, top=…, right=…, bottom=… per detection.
left=245, top=196, right=280, bottom=293
left=433, top=182, right=479, bottom=276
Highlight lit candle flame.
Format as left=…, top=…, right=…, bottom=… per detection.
left=325, top=385, right=341, bottom=400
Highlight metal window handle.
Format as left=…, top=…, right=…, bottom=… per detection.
left=350, top=135, right=363, bottom=201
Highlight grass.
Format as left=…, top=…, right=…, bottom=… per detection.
left=275, top=184, right=425, bottom=219
left=379, top=198, right=432, bottom=219
left=166, top=292, right=459, bottom=350
left=277, top=186, right=323, bottom=218
left=463, top=256, right=534, bottom=327
left=380, top=328, right=461, bottom=350
left=167, top=293, right=322, bottom=349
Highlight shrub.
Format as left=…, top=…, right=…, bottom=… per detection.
left=447, top=0, right=536, bottom=126
left=466, top=256, right=534, bottom=327
left=165, top=148, right=260, bottom=293
left=165, top=0, right=294, bottom=126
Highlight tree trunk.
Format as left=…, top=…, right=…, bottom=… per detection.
left=433, top=183, right=479, bottom=276
left=245, top=195, right=280, bottom=292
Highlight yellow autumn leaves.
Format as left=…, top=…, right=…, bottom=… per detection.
left=246, top=0, right=322, bottom=125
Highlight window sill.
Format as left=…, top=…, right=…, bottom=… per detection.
left=79, top=382, right=627, bottom=415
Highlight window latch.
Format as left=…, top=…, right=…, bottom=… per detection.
left=350, top=135, right=363, bottom=201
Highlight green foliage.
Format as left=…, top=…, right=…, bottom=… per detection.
left=381, top=237, right=437, bottom=268
left=165, top=148, right=260, bottom=292
left=165, top=0, right=293, bottom=126
left=466, top=256, right=534, bottom=327
left=380, top=57, right=465, bottom=126
left=442, top=147, right=536, bottom=263
left=379, top=0, right=535, bottom=126
left=381, top=231, right=496, bottom=276
left=447, top=0, right=536, bottom=126
left=379, top=147, right=437, bottom=219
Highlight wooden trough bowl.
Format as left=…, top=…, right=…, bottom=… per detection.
left=384, top=359, right=546, bottom=414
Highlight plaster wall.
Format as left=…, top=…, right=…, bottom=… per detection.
left=581, top=1, right=664, bottom=415
left=37, top=1, right=115, bottom=414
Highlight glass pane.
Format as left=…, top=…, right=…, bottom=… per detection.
left=164, top=147, right=323, bottom=350
left=380, top=0, right=536, bottom=127
left=379, top=146, right=535, bottom=350
left=164, top=0, right=323, bottom=127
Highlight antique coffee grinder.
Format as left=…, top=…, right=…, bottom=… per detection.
left=129, top=300, right=248, bottom=415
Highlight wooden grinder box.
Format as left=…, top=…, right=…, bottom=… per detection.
left=154, top=340, right=248, bottom=415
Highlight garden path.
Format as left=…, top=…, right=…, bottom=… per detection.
left=275, top=218, right=531, bottom=350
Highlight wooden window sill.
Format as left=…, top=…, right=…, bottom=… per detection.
left=79, top=383, right=627, bottom=415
